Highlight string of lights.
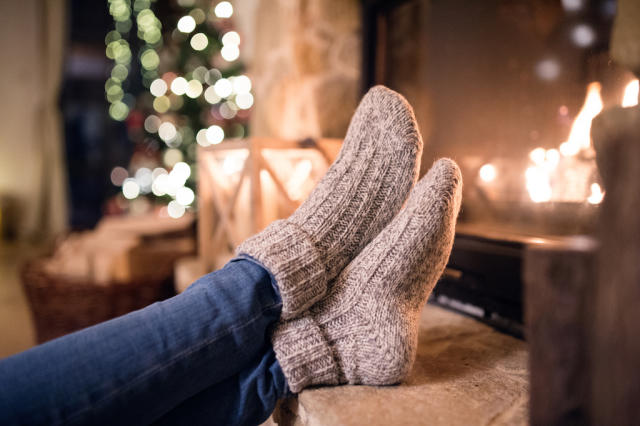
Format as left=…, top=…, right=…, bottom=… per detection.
left=105, top=0, right=253, bottom=219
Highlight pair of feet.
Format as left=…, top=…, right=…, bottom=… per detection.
left=238, top=86, right=462, bottom=393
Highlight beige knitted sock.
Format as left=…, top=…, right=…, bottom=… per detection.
left=237, top=86, right=422, bottom=319
left=272, top=159, right=462, bottom=393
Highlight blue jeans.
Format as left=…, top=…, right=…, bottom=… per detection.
left=0, top=257, right=290, bottom=425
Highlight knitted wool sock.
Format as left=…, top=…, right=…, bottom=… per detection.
left=237, top=86, right=423, bottom=319
left=271, top=159, right=462, bottom=393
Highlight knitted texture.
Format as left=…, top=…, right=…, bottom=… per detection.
left=237, top=86, right=423, bottom=319
left=272, top=159, right=463, bottom=393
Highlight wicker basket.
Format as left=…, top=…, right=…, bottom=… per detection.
left=21, top=259, right=175, bottom=343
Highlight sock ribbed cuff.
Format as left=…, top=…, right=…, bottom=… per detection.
left=236, top=220, right=327, bottom=319
left=271, top=315, right=340, bottom=393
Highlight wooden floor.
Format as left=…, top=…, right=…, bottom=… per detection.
left=0, top=242, right=39, bottom=359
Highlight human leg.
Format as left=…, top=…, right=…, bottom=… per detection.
left=0, top=257, right=282, bottom=426
left=153, top=347, right=288, bottom=426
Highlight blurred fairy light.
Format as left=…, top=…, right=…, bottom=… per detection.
left=535, top=58, right=561, bottom=81
left=163, top=149, right=183, bottom=168
left=214, top=1, right=233, bottom=18
left=177, top=15, right=196, bottom=33
left=235, top=92, right=254, bottom=109
left=571, top=24, right=596, bottom=48
left=153, top=96, right=171, bottom=113
left=106, top=0, right=253, bottom=216
left=109, top=102, right=130, bottom=121
left=135, top=167, right=153, bottom=193
left=158, top=122, right=177, bottom=142
left=190, top=33, right=208, bottom=51
left=171, top=162, right=191, bottom=182
left=140, top=49, right=158, bottom=69
left=221, top=31, right=240, bottom=46
left=122, top=178, right=141, bottom=200
left=205, top=68, right=222, bottom=85
left=206, top=125, right=225, bottom=144
left=232, top=75, right=252, bottom=94
left=150, top=78, right=168, bottom=97
left=190, top=8, right=206, bottom=24
left=561, top=0, right=584, bottom=12
left=106, top=0, right=162, bottom=120
left=176, top=187, right=195, bottom=206
left=111, top=64, right=129, bottom=81
left=110, top=167, right=129, bottom=186
left=170, top=77, right=188, bottom=95
left=185, top=80, right=203, bottom=98
left=204, top=86, right=221, bottom=104
left=196, top=129, right=209, bottom=146
left=214, top=78, right=233, bottom=98
left=221, top=31, right=241, bottom=62
left=622, top=79, right=639, bottom=108
left=219, top=102, right=237, bottom=119
left=221, top=45, right=240, bottom=62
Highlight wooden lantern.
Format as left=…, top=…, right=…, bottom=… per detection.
left=198, top=137, right=342, bottom=270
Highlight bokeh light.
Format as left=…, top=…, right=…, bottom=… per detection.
left=144, top=115, right=162, bottom=133
left=150, top=78, right=168, bottom=97
left=153, top=96, right=171, bottom=113
left=213, top=78, right=232, bottom=98
left=206, top=125, right=225, bottom=144
left=235, top=92, right=254, bottom=109
left=221, top=44, right=240, bottom=62
left=190, top=33, right=208, bottom=51
left=214, top=1, right=233, bottom=18
left=122, top=178, right=141, bottom=199
left=185, top=80, right=203, bottom=98
left=110, top=167, right=129, bottom=186
left=171, top=76, right=188, bottom=95
left=177, top=16, right=196, bottom=33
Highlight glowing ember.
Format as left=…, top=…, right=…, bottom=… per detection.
left=622, top=79, right=639, bottom=108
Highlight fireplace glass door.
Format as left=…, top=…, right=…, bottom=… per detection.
left=365, top=0, right=636, bottom=237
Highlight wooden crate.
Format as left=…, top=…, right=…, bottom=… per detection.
left=198, top=137, right=342, bottom=270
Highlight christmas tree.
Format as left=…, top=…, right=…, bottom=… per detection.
left=105, top=0, right=253, bottom=218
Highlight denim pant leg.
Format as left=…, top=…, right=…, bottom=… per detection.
left=0, top=258, right=289, bottom=426
left=153, top=347, right=289, bottom=426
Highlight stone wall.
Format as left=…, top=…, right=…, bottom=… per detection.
left=235, top=0, right=361, bottom=139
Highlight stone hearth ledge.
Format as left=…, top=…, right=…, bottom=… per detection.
left=265, top=304, right=528, bottom=426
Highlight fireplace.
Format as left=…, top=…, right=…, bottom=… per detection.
left=362, top=0, right=638, bottom=335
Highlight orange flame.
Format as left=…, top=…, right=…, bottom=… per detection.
left=622, top=79, right=639, bottom=108
left=559, top=82, right=603, bottom=156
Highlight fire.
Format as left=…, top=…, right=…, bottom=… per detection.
left=622, top=79, right=639, bottom=108
left=482, top=80, right=635, bottom=205
left=559, top=82, right=603, bottom=156
left=527, top=82, right=604, bottom=204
